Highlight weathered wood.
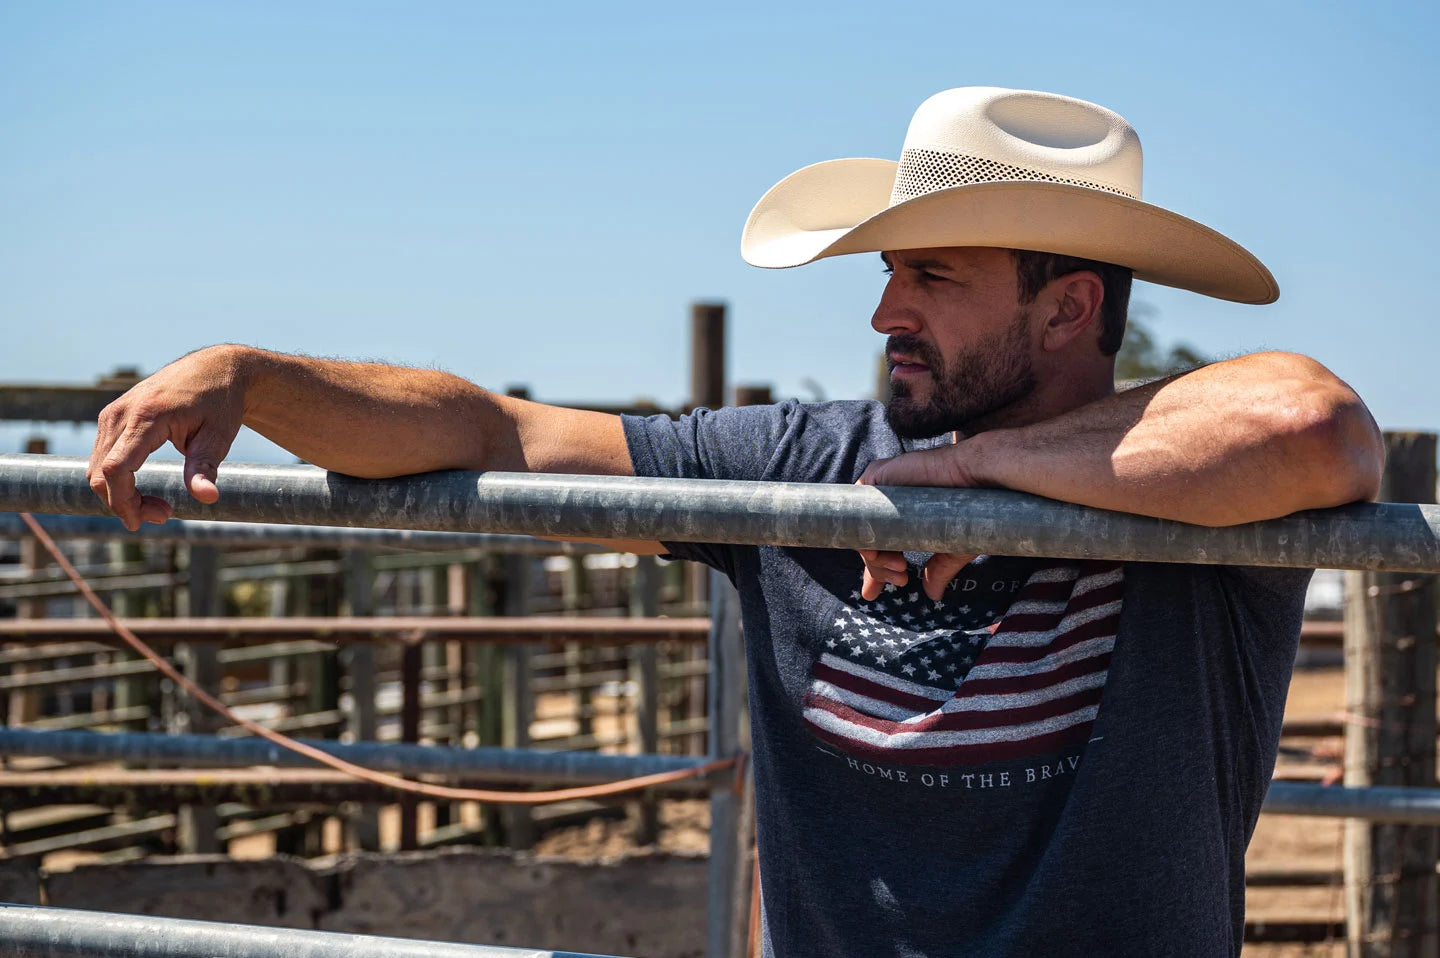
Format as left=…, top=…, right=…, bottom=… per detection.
left=500, top=552, right=536, bottom=850
left=341, top=550, right=381, bottom=851
left=175, top=543, right=222, bottom=854
left=685, top=301, right=726, bottom=612
left=399, top=641, right=423, bottom=852
left=630, top=555, right=661, bottom=845
left=7, top=440, right=48, bottom=726
left=1345, top=431, right=1440, bottom=957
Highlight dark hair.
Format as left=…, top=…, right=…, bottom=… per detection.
left=1010, top=250, right=1132, bottom=356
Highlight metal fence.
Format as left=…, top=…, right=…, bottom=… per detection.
left=2, top=452, right=1439, bottom=957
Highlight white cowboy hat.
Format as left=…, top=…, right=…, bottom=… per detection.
left=741, top=87, right=1278, bottom=304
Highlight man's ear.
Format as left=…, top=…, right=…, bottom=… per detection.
left=1039, top=271, right=1104, bottom=352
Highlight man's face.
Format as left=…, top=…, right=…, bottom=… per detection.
left=873, top=247, right=1039, bottom=439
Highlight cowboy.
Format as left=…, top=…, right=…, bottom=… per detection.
left=88, top=87, right=1383, bottom=955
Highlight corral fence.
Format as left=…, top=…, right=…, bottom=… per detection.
left=0, top=435, right=1437, bottom=957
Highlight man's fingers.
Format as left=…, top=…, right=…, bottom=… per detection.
left=139, top=496, right=174, bottom=525
left=183, top=438, right=232, bottom=505
left=920, top=552, right=978, bottom=601
left=859, top=549, right=909, bottom=601
left=98, top=420, right=171, bottom=531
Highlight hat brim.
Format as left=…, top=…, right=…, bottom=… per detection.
left=741, top=158, right=1278, bottom=304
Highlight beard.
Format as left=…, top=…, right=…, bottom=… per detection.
left=884, top=309, right=1038, bottom=439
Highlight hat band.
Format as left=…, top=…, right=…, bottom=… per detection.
left=888, top=147, right=1138, bottom=207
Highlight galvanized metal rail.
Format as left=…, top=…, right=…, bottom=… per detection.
left=0, top=615, right=709, bottom=647
left=0, top=728, right=715, bottom=788
left=0, top=510, right=607, bottom=554
left=0, top=903, right=619, bottom=958
left=3, top=728, right=1435, bottom=824
left=3, top=454, right=1438, bottom=571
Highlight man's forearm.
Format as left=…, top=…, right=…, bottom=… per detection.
left=963, top=352, right=1384, bottom=526
left=228, top=345, right=511, bottom=478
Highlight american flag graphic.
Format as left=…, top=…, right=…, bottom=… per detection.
left=803, top=560, right=1125, bottom=766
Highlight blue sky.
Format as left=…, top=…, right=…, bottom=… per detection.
left=2, top=0, right=1436, bottom=461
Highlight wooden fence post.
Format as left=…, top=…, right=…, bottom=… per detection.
left=341, top=550, right=381, bottom=851
left=500, top=552, right=535, bottom=850
left=1345, top=431, right=1439, bottom=956
left=175, top=544, right=221, bottom=854
left=630, top=554, right=661, bottom=845
left=687, top=302, right=726, bottom=614
left=7, top=438, right=49, bottom=727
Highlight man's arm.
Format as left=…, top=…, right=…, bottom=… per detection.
left=857, top=351, right=1384, bottom=598
left=86, top=344, right=663, bottom=552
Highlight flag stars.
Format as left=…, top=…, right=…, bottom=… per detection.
left=927, top=670, right=941, bottom=681
left=901, top=664, right=916, bottom=676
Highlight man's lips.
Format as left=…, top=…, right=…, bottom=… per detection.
left=889, top=354, right=930, bottom=376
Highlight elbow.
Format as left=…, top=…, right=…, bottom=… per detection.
left=1275, top=365, right=1384, bottom=509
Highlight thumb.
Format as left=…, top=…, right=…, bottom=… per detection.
left=862, top=447, right=958, bottom=489
left=182, top=432, right=233, bottom=505
left=921, top=552, right=978, bottom=601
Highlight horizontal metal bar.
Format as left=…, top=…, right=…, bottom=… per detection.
left=0, top=728, right=716, bottom=787
left=1264, top=781, right=1440, bottom=823
left=0, top=904, right=619, bottom=958
left=0, top=509, right=608, bottom=555
left=4, top=454, right=1438, bottom=571
left=0, top=616, right=710, bottom=647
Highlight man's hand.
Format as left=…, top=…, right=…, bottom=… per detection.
left=87, top=346, right=248, bottom=531
left=856, top=446, right=978, bottom=601
left=851, top=352, right=1383, bottom=602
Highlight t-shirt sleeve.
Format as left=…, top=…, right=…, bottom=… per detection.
left=621, top=399, right=909, bottom=576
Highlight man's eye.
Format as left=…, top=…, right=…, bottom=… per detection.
left=920, top=271, right=946, bottom=283
left=881, top=266, right=894, bottom=276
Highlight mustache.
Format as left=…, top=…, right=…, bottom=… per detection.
left=885, top=335, right=943, bottom=371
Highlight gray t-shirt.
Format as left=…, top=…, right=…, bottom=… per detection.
left=622, top=399, right=1310, bottom=958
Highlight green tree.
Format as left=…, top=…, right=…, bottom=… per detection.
left=1115, top=304, right=1207, bottom=382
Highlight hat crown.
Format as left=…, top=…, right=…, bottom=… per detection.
left=889, top=87, right=1143, bottom=207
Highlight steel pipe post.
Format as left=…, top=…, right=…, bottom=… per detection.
left=0, top=904, right=621, bottom=958
left=2, top=455, right=1438, bottom=572
left=705, top=568, right=752, bottom=958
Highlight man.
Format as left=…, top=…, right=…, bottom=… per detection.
left=89, top=88, right=1382, bottom=955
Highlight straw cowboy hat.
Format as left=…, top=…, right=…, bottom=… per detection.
left=741, top=87, right=1278, bottom=304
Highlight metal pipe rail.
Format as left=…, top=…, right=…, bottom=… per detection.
left=0, top=510, right=608, bottom=554
left=1262, top=781, right=1440, bottom=825
left=6, top=731, right=1440, bottom=823
left=0, top=728, right=715, bottom=790
left=0, top=904, right=621, bottom=958
left=0, top=616, right=710, bottom=647
left=3, top=454, right=1439, bottom=571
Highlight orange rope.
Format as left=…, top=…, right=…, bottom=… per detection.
left=17, top=512, right=739, bottom=804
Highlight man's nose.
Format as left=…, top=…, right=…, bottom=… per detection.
left=870, top=279, right=923, bottom=336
